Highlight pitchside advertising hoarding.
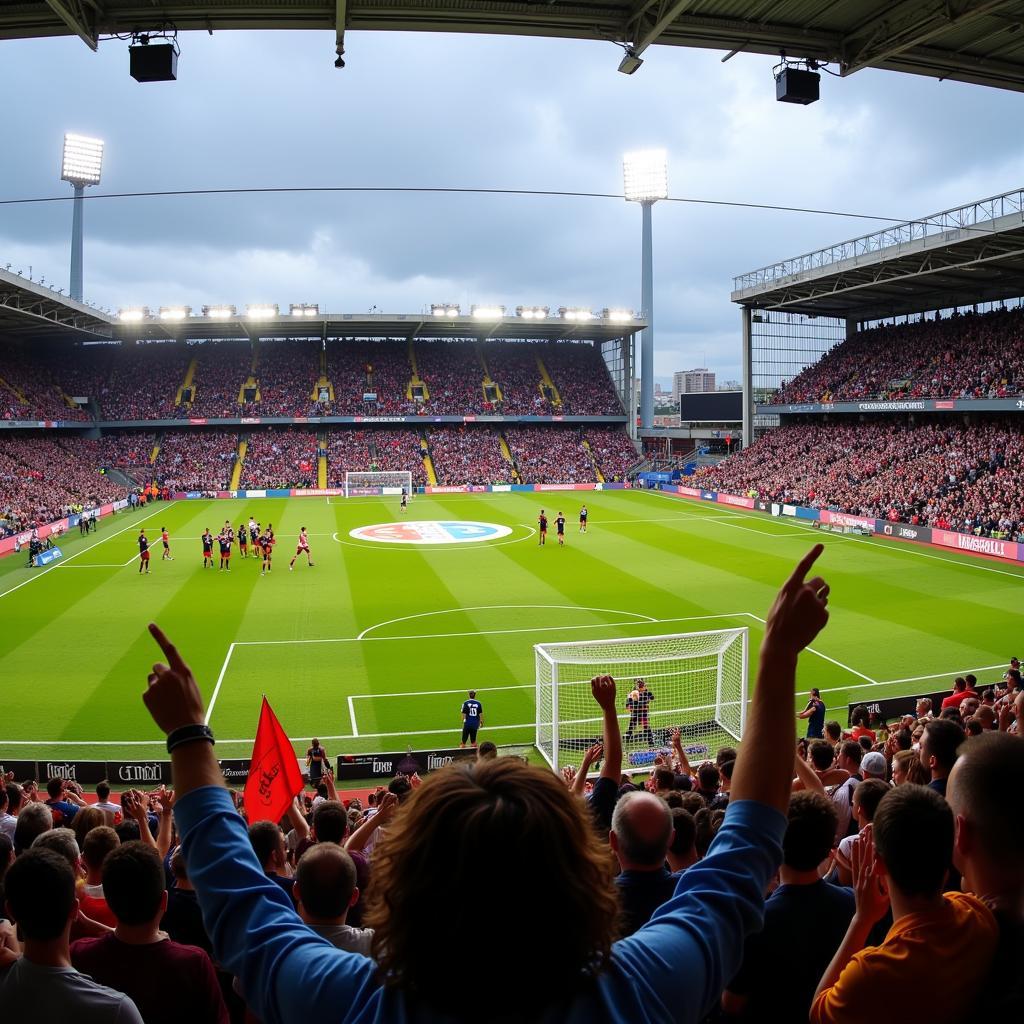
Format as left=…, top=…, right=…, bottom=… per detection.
left=336, top=747, right=475, bottom=780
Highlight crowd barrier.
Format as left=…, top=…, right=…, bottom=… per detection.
left=172, top=482, right=631, bottom=500
left=662, top=484, right=1024, bottom=565
left=0, top=498, right=130, bottom=560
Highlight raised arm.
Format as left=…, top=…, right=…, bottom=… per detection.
left=571, top=743, right=603, bottom=797
left=591, top=675, right=622, bottom=782
left=345, top=791, right=398, bottom=853
left=612, top=546, right=831, bottom=1020
left=792, top=749, right=825, bottom=793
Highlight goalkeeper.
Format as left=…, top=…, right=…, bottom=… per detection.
left=624, top=679, right=654, bottom=745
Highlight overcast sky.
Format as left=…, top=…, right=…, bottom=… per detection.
left=1, top=29, right=1022, bottom=382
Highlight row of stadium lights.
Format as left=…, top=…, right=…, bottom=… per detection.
left=117, top=304, right=636, bottom=323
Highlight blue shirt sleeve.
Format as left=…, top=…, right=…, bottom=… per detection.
left=175, top=786, right=380, bottom=1024
left=606, top=799, right=785, bottom=1021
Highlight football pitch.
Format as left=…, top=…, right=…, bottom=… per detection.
left=1, top=489, right=1020, bottom=766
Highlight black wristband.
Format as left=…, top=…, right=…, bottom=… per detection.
left=166, top=723, right=215, bottom=754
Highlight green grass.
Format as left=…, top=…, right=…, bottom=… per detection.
left=1, top=489, right=1020, bottom=766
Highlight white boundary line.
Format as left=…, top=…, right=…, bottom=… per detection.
left=347, top=696, right=359, bottom=737
left=203, top=642, right=236, bottom=725
left=356, top=604, right=657, bottom=641
left=0, top=503, right=176, bottom=601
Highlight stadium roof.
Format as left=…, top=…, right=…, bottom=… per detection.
left=1, top=1, right=1024, bottom=92
left=731, top=187, right=1024, bottom=321
left=0, top=273, right=644, bottom=343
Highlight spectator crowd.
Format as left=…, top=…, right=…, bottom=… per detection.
left=1, top=555, right=1020, bottom=1024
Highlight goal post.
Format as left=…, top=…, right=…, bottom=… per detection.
left=343, top=471, right=413, bottom=499
left=535, top=627, right=748, bottom=772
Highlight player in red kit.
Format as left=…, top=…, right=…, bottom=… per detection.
left=218, top=528, right=232, bottom=572
left=138, top=530, right=151, bottom=574
left=538, top=510, right=547, bottom=546
left=202, top=528, right=214, bottom=569
left=160, top=526, right=173, bottom=561
left=260, top=526, right=275, bottom=576
left=289, top=527, right=314, bottom=570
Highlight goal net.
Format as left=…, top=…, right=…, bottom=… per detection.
left=343, top=471, right=413, bottom=498
left=535, top=627, right=748, bottom=772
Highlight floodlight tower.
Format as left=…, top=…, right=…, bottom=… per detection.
left=623, top=149, right=667, bottom=430
left=61, top=133, right=104, bottom=302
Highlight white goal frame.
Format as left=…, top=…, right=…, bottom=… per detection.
left=534, top=627, right=748, bottom=772
left=343, top=471, right=413, bottom=499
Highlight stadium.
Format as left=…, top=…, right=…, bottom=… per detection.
left=1, top=4, right=1023, bottom=1023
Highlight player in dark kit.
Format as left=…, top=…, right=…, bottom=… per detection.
left=218, top=529, right=232, bottom=572
left=249, top=519, right=260, bottom=556
left=556, top=513, right=566, bottom=547
left=579, top=505, right=588, bottom=533
left=460, top=690, right=484, bottom=748
left=260, top=526, right=275, bottom=576
left=238, top=524, right=248, bottom=558
left=289, top=527, right=314, bottom=570
left=538, top=510, right=548, bottom=546
left=202, top=528, right=214, bottom=569
left=160, top=527, right=173, bottom=561
left=400, top=488, right=408, bottom=513
left=138, top=530, right=151, bottom=574
left=624, top=679, right=654, bottom=745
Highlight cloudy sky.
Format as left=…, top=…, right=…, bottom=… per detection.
left=1, top=28, right=1022, bottom=381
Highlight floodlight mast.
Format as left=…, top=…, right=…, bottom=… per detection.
left=623, top=149, right=667, bottom=431
left=61, top=133, right=104, bottom=302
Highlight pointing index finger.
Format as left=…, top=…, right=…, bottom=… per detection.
left=148, top=623, right=186, bottom=672
left=788, top=544, right=824, bottom=587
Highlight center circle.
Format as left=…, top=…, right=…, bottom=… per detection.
left=349, top=520, right=514, bottom=545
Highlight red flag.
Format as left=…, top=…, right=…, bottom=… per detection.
left=244, top=697, right=303, bottom=824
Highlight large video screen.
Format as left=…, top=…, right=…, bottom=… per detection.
left=679, top=391, right=741, bottom=422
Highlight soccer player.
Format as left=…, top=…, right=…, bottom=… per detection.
left=306, top=739, right=329, bottom=784
left=556, top=512, right=566, bottom=547
left=797, top=687, right=827, bottom=739
left=202, top=528, right=214, bottom=569
left=138, top=530, right=151, bottom=575
left=624, top=679, right=654, bottom=745
left=160, top=526, right=173, bottom=561
left=400, top=488, right=408, bottom=513
left=579, top=505, right=588, bottom=533
left=238, top=524, right=248, bottom=559
left=460, top=690, right=484, bottom=749
left=290, top=527, right=314, bottom=570
left=261, top=526, right=275, bottom=576
left=538, top=509, right=548, bottom=546
left=249, top=518, right=260, bottom=557
left=218, top=528, right=232, bottom=572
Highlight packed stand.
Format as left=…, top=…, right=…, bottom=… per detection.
left=0, top=435, right=127, bottom=536
left=585, top=427, right=637, bottom=482
left=326, top=340, right=413, bottom=416
left=325, top=431, right=374, bottom=487
left=84, top=434, right=156, bottom=484
left=504, top=426, right=596, bottom=483
left=239, top=430, right=318, bottom=489
left=544, top=342, right=624, bottom=415
left=52, top=343, right=186, bottom=420
left=4, top=553, right=1020, bottom=1023
left=413, top=341, right=486, bottom=415
left=179, top=342, right=250, bottom=419
left=775, top=306, right=1024, bottom=404
left=252, top=340, right=321, bottom=417
left=427, top=428, right=512, bottom=485
left=371, top=430, right=427, bottom=486
left=0, top=345, right=90, bottom=422
left=695, top=418, right=1024, bottom=540
left=153, top=431, right=238, bottom=492
left=484, top=341, right=549, bottom=415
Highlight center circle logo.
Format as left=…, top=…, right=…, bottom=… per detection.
left=349, top=521, right=513, bottom=545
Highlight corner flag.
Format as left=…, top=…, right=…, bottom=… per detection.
left=244, top=696, right=303, bottom=824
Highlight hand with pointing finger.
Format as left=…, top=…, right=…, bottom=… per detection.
left=762, top=544, right=830, bottom=660
left=143, top=623, right=206, bottom=735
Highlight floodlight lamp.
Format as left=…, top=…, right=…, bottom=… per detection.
left=471, top=305, right=505, bottom=319
left=203, top=305, right=236, bottom=319
left=622, top=149, right=668, bottom=202
left=61, top=133, right=105, bottom=187
left=516, top=305, right=549, bottom=319
left=159, top=306, right=190, bottom=321
left=246, top=304, right=279, bottom=320
left=118, top=307, right=148, bottom=322
left=604, top=308, right=634, bottom=322
left=290, top=303, right=319, bottom=317
left=431, top=303, right=460, bottom=317
left=560, top=307, right=594, bottom=322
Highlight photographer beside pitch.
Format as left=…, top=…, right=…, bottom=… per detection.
left=135, top=545, right=830, bottom=1023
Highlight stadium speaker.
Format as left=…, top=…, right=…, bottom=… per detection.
left=129, top=41, right=178, bottom=82
left=775, top=67, right=819, bottom=105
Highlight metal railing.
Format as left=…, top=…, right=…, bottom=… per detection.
left=734, top=187, right=1024, bottom=292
